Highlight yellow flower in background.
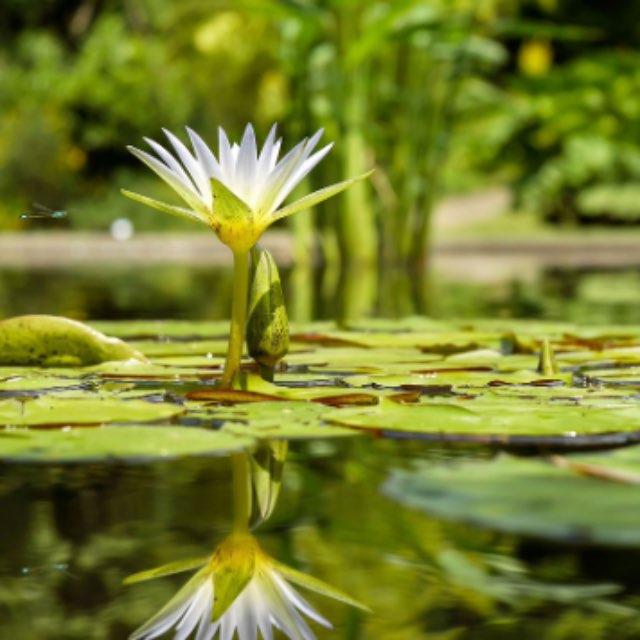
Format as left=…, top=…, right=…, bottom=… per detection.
left=518, top=39, right=553, bottom=77
left=126, top=532, right=368, bottom=640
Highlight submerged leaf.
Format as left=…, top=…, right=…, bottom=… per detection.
left=385, top=447, right=640, bottom=546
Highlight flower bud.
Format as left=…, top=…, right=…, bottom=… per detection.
left=246, top=247, right=289, bottom=380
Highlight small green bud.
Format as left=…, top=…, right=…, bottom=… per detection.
left=537, top=338, right=559, bottom=376
left=246, top=247, right=289, bottom=381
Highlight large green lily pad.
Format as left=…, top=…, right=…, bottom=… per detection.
left=385, top=447, right=640, bottom=546
left=0, top=425, right=252, bottom=463
left=327, top=396, right=640, bottom=446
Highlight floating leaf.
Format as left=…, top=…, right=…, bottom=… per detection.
left=0, top=315, right=146, bottom=366
left=216, top=402, right=359, bottom=440
left=327, top=397, right=640, bottom=447
left=0, top=396, right=184, bottom=427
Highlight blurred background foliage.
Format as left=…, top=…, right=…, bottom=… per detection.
left=0, top=0, right=639, bottom=260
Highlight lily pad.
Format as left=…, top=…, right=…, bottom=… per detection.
left=327, top=397, right=640, bottom=447
left=215, top=402, right=359, bottom=440
left=385, top=448, right=640, bottom=546
left=0, top=425, right=252, bottom=463
left=0, top=396, right=184, bottom=427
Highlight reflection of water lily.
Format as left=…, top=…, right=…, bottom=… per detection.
left=123, top=124, right=371, bottom=388
left=128, top=533, right=367, bottom=640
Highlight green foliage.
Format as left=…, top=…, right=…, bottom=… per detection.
left=478, top=51, right=640, bottom=223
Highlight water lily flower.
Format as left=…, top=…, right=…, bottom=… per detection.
left=126, top=532, right=367, bottom=640
left=123, top=124, right=371, bottom=387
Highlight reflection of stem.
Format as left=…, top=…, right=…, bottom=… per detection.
left=232, top=454, right=251, bottom=534
left=221, top=249, right=250, bottom=388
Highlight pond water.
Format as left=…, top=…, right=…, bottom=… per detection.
left=1, top=263, right=640, bottom=640
left=0, top=264, right=639, bottom=324
left=5, top=440, right=640, bottom=640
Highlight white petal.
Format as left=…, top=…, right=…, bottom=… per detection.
left=144, top=137, right=191, bottom=185
left=187, top=127, right=224, bottom=181
left=195, top=588, right=218, bottom=640
left=235, top=124, right=259, bottom=202
left=271, top=573, right=331, bottom=629
left=258, top=573, right=311, bottom=640
left=127, top=146, right=203, bottom=212
left=269, top=139, right=282, bottom=170
left=218, top=127, right=236, bottom=183
left=304, top=128, right=324, bottom=155
left=270, top=143, right=333, bottom=212
left=257, top=124, right=278, bottom=167
left=163, top=128, right=212, bottom=203
left=174, top=582, right=211, bottom=640
left=257, top=139, right=310, bottom=215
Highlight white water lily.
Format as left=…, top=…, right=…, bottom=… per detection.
left=123, top=124, right=370, bottom=252
left=122, top=124, right=371, bottom=388
left=127, top=533, right=367, bottom=640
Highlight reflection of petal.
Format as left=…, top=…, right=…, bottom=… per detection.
left=129, top=534, right=365, bottom=640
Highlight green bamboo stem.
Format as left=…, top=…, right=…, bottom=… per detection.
left=220, top=249, right=250, bottom=389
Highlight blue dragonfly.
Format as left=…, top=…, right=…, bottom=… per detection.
left=20, top=202, right=68, bottom=220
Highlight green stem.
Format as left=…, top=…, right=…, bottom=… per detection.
left=232, top=453, right=251, bottom=534
left=221, top=249, right=250, bottom=389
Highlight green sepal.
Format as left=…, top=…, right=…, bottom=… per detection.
left=123, top=556, right=209, bottom=585
left=211, top=178, right=252, bottom=222
left=272, top=170, right=374, bottom=221
left=211, top=537, right=256, bottom=621
left=272, top=560, right=371, bottom=612
left=121, top=189, right=206, bottom=225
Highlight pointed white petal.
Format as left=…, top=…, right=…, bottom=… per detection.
left=304, top=128, right=324, bottom=155
left=270, top=143, right=334, bottom=212
left=187, top=127, right=224, bottom=181
left=129, top=570, right=207, bottom=640
left=143, top=137, right=191, bottom=185
left=127, top=146, right=203, bottom=211
left=163, top=128, right=212, bottom=203
left=258, top=573, right=309, bottom=640
left=175, top=583, right=211, bottom=640
left=257, top=139, right=309, bottom=215
left=271, top=573, right=331, bottom=629
left=235, top=124, right=259, bottom=202
left=195, top=586, right=218, bottom=640
left=269, top=139, right=282, bottom=171
left=257, top=124, right=278, bottom=166
left=218, top=127, right=236, bottom=182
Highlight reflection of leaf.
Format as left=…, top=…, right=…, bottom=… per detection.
left=386, top=448, right=640, bottom=546
left=0, top=426, right=252, bottom=463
